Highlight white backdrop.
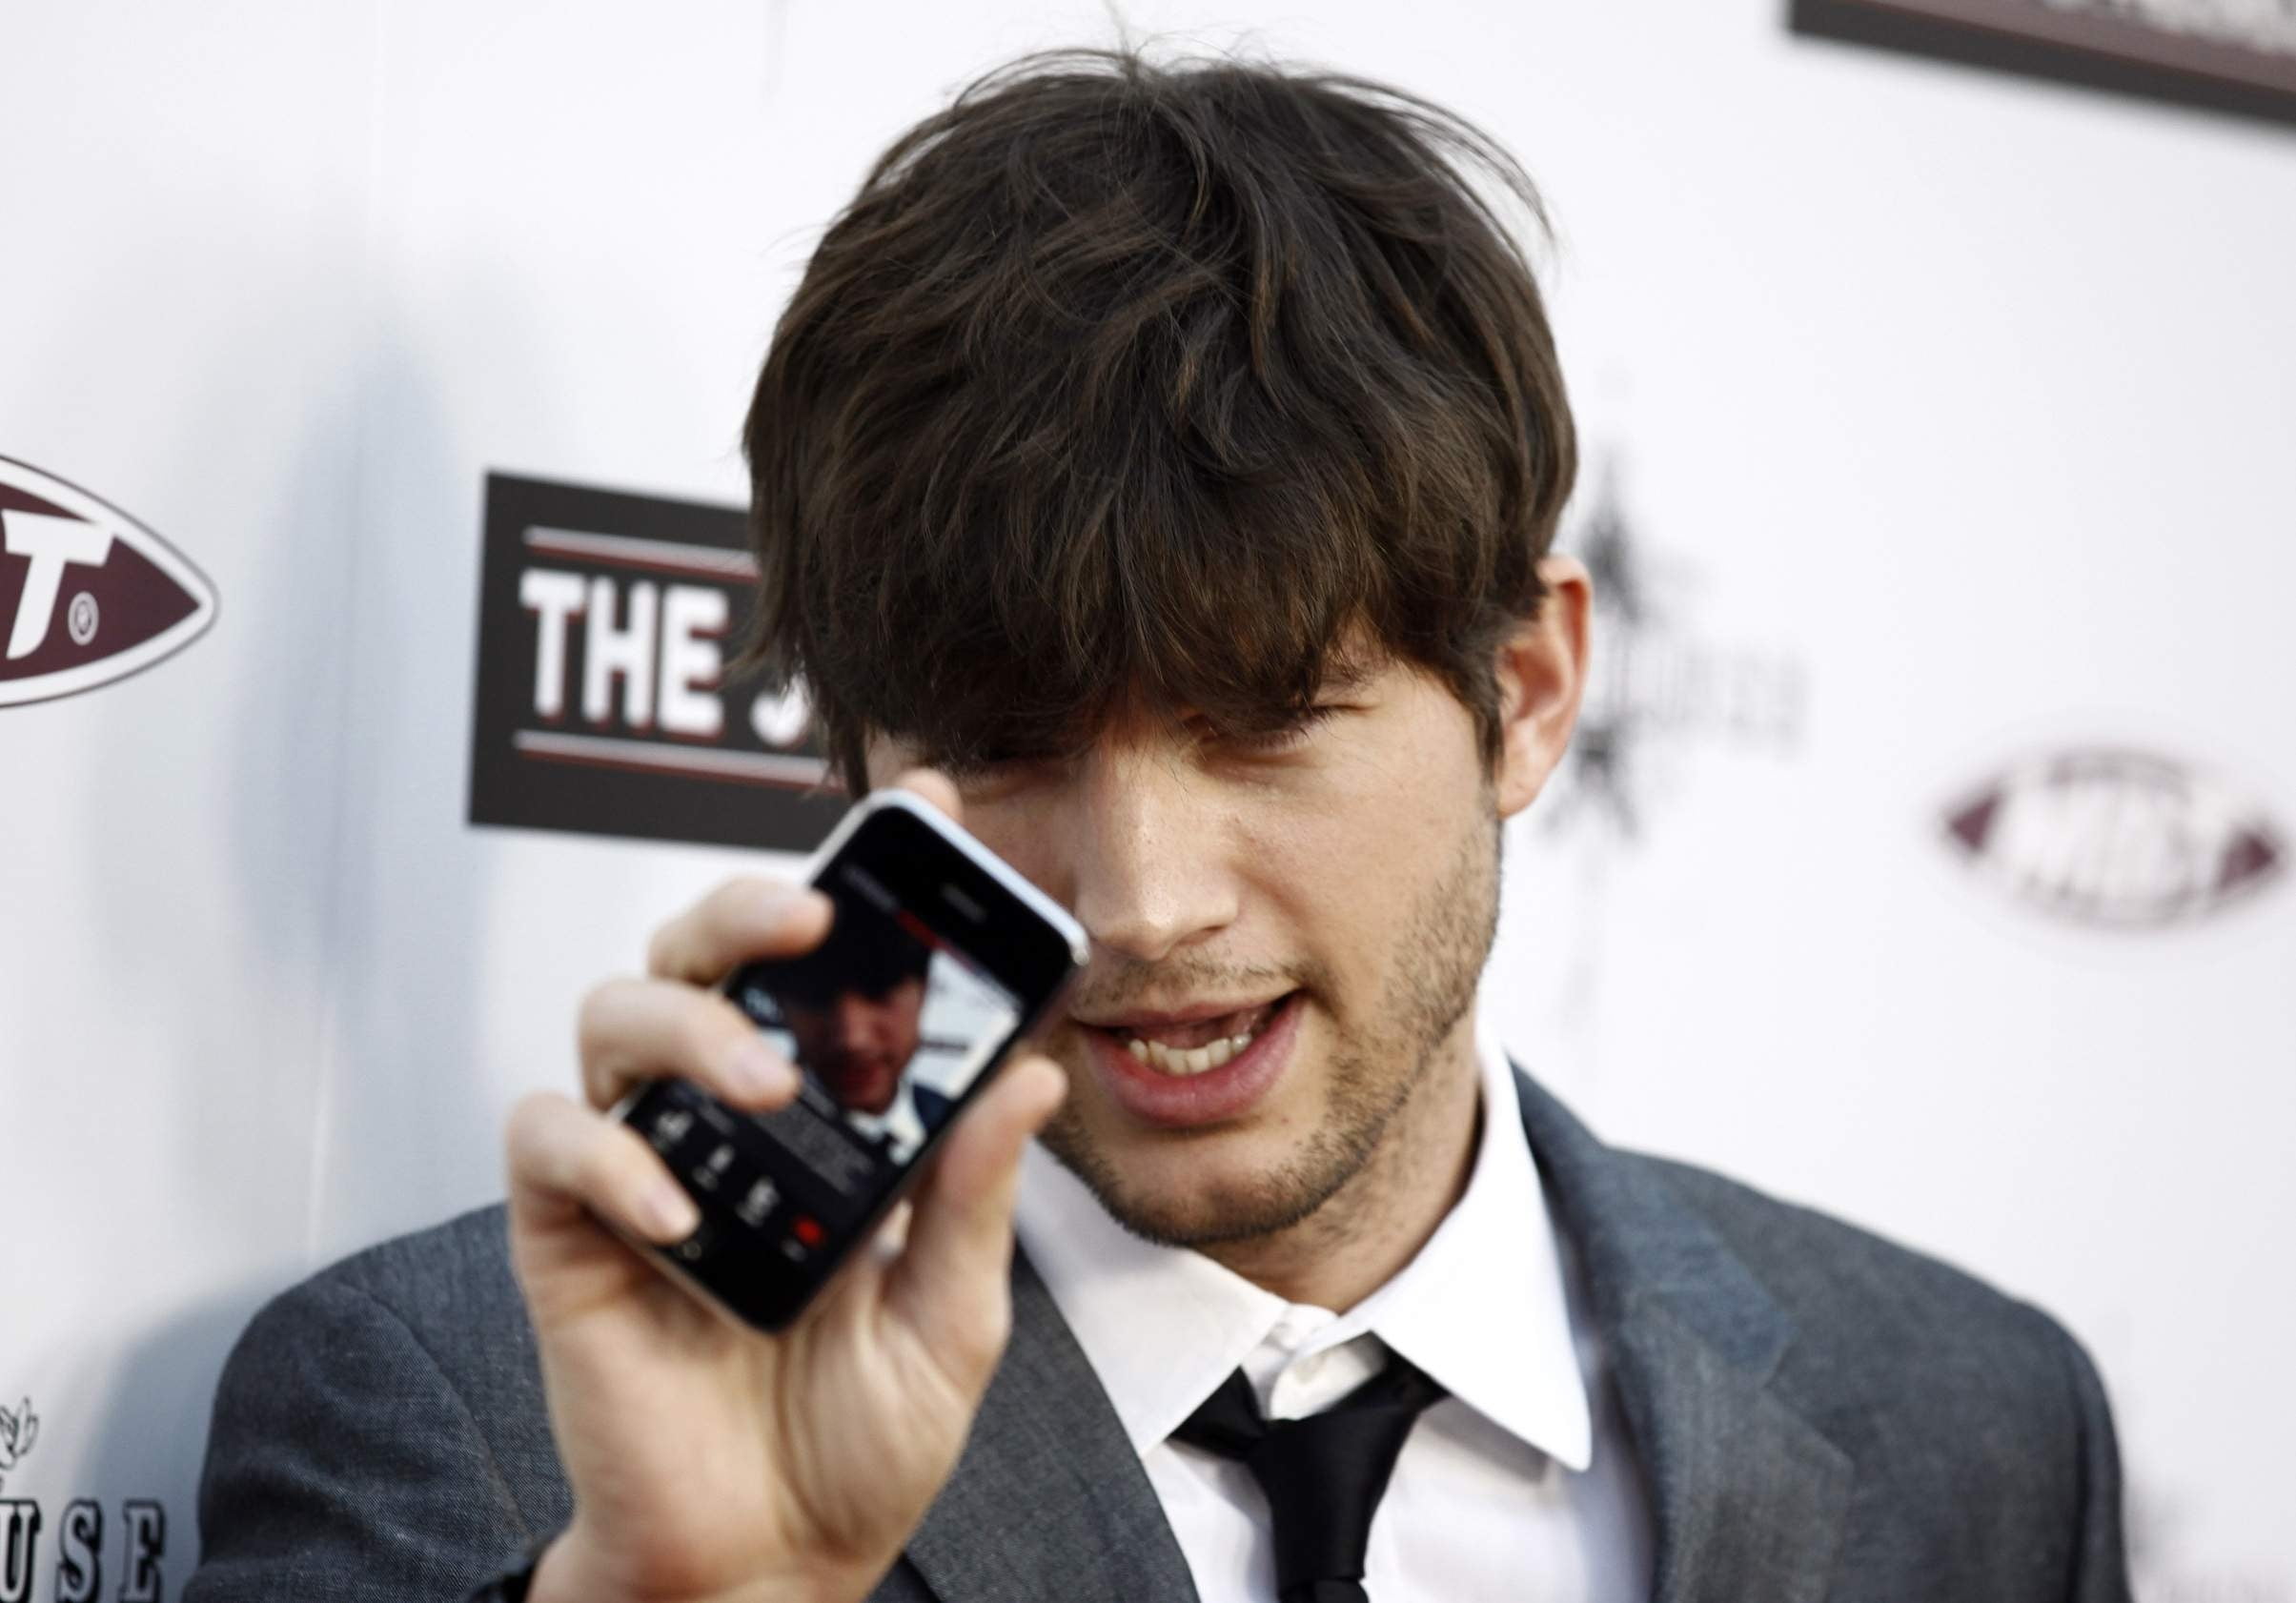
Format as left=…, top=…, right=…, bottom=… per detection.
left=3, top=2, right=2290, bottom=1598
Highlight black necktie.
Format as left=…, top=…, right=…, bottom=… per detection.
left=1170, top=1351, right=1448, bottom=1603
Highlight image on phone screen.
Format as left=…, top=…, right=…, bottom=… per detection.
left=723, top=860, right=1021, bottom=1228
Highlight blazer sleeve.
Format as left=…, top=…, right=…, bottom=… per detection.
left=183, top=1276, right=540, bottom=1603
left=2056, top=1320, right=2136, bottom=1603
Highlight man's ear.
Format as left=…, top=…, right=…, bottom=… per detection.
left=1493, top=553, right=1593, bottom=821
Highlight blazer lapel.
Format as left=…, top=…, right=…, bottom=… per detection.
left=904, top=1248, right=1200, bottom=1603
left=1514, top=1065, right=1854, bottom=1603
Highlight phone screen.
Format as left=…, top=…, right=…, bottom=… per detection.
left=731, top=858, right=1020, bottom=1208
left=618, top=794, right=1082, bottom=1330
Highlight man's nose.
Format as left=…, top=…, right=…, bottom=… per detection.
left=1065, top=744, right=1239, bottom=964
left=832, top=996, right=876, bottom=1046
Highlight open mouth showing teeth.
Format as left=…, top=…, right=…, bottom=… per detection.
left=1106, top=995, right=1290, bottom=1078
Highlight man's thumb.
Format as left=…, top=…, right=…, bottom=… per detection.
left=883, top=1056, right=1066, bottom=1376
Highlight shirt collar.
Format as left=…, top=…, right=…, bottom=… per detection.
left=1013, top=1012, right=1594, bottom=1471
left=841, top=1075, right=926, bottom=1150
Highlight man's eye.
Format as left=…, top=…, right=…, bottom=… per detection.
left=1217, top=705, right=1340, bottom=755
left=941, top=749, right=1051, bottom=781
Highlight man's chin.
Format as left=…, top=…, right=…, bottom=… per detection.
left=827, top=1065, right=900, bottom=1115
left=1037, top=1113, right=1353, bottom=1250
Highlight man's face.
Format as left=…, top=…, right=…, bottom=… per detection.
left=876, top=656, right=1493, bottom=1246
left=782, top=977, right=926, bottom=1115
left=866, top=575, right=1589, bottom=1251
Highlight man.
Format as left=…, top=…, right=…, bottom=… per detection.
left=783, top=980, right=926, bottom=1122
left=186, top=47, right=2131, bottom=1603
left=767, top=904, right=943, bottom=1160
left=785, top=975, right=935, bottom=1159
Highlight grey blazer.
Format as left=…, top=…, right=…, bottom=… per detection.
left=184, top=1069, right=2131, bottom=1602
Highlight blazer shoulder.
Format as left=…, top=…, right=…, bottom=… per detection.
left=1626, top=1151, right=2110, bottom=1449
left=1635, top=1153, right=2070, bottom=1349
left=305, top=1201, right=524, bottom=1334
left=236, top=1202, right=558, bottom=1495
left=1608, top=1152, right=2131, bottom=1595
left=192, top=1205, right=567, bottom=1599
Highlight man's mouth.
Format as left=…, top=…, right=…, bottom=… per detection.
left=823, top=1052, right=900, bottom=1112
left=1091, top=995, right=1291, bottom=1078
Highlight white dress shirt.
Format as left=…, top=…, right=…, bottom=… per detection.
left=1014, top=1013, right=1655, bottom=1602
left=836, top=1075, right=929, bottom=1164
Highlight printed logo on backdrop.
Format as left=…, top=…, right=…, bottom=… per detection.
left=1790, top=0, right=2296, bottom=129
left=1941, top=746, right=2284, bottom=926
left=0, top=457, right=217, bottom=708
left=1539, top=459, right=1810, bottom=844
left=0, top=1396, right=32, bottom=1492
left=468, top=472, right=845, bottom=853
left=0, top=1396, right=169, bottom=1603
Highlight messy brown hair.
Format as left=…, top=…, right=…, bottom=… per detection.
left=740, top=46, right=1575, bottom=797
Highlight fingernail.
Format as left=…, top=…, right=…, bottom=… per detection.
left=644, top=1181, right=701, bottom=1240
left=727, top=1040, right=794, bottom=1100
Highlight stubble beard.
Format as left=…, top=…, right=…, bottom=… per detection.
left=1039, top=805, right=1503, bottom=1252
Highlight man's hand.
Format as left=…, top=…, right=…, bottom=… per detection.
left=505, top=772, right=1067, bottom=1603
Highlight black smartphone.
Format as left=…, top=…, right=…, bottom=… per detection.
left=612, top=789, right=1088, bottom=1332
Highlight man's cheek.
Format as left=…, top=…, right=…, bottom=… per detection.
left=958, top=801, right=1065, bottom=899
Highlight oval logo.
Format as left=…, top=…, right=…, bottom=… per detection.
left=0, top=457, right=216, bottom=706
left=1942, top=748, right=2284, bottom=927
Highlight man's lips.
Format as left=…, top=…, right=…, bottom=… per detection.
left=1076, top=991, right=1305, bottom=1128
left=1077, top=994, right=1289, bottom=1030
left=1075, top=995, right=1289, bottom=1051
left=821, top=1053, right=901, bottom=1113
